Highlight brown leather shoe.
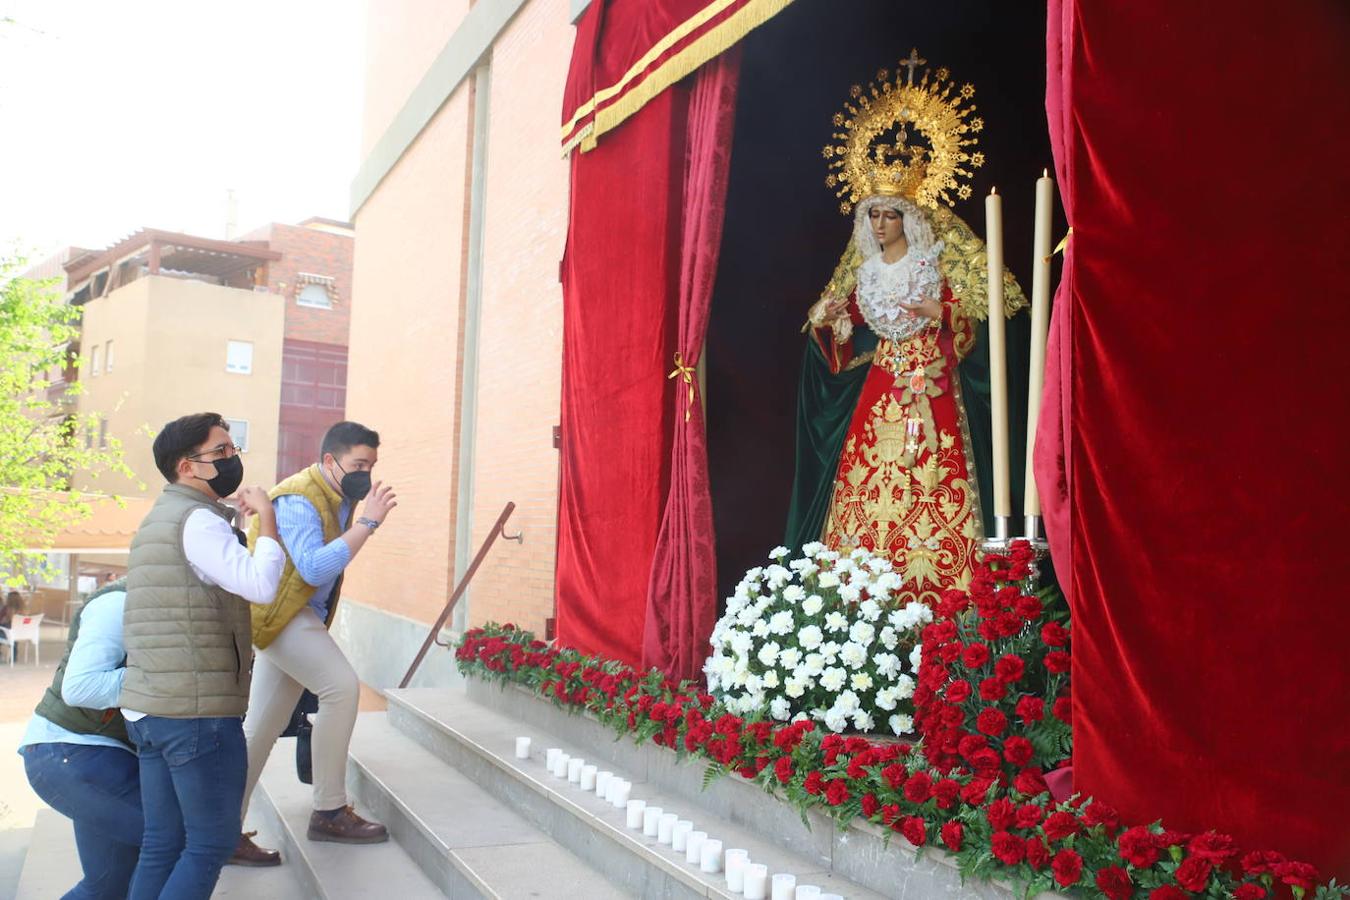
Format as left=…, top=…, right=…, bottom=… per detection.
left=227, top=831, right=281, bottom=867
left=306, top=805, right=389, bottom=844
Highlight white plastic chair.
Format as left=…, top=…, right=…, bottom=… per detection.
left=0, top=613, right=44, bottom=665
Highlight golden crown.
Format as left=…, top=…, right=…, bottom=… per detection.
left=824, top=49, right=984, bottom=213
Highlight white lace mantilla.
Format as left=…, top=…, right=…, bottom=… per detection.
left=856, top=243, right=945, bottom=342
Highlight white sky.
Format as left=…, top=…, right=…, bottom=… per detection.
left=0, top=0, right=364, bottom=261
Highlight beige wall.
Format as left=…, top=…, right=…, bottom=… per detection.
left=76, top=276, right=285, bottom=495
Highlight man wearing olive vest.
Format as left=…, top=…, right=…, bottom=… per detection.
left=231, top=421, right=397, bottom=866
left=120, top=412, right=285, bottom=899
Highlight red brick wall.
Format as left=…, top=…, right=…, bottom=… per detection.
left=239, top=222, right=354, bottom=346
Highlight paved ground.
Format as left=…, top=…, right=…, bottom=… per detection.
left=0, top=621, right=386, bottom=896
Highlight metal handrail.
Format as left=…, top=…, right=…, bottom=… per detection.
left=398, top=501, right=521, bottom=688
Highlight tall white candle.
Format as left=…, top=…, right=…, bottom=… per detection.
left=771, top=872, right=797, bottom=900
left=986, top=186, right=1011, bottom=522
left=1024, top=170, right=1055, bottom=519
left=595, top=770, right=612, bottom=797
left=724, top=849, right=749, bottom=891
left=515, top=737, right=531, bottom=759
left=567, top=757, right=584, bottom=783
left=580, top=765, right=597, bottom=791
left=657, top=812, right=678, bottom=844
left=545, top=747, right=560, bottom=769
left=642, top=806, right=663, bottom=837
left=672, top=820, right=693, bottom=852
left=685, top=831, right=707, bottom=864
left=625, top=799, right=647, bottom=829
left=743, top=863, right=769, bottom=900
left=699, top=838, right=724, bottom=874
left=611, top=780, right=631, bottom=808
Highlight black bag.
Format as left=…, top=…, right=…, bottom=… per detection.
left=281, top=690, right=320, bottom=784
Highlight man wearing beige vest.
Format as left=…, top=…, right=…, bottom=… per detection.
left=232, top=421, right=397, bottom=865
left=120, top=413, right=285, bottom=899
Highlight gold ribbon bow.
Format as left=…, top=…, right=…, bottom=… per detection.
left=668, top=351, right=697, bottom=422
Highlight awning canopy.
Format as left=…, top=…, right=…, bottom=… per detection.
left=20, top=495, right=152, bottom=555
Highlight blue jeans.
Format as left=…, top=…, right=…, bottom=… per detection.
left=124, top=716, right=246, bottom=900
left=23, top=742, right=143, bottom=900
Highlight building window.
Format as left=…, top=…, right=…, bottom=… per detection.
left=90, top=344, right=101, bottom=376
left=105, top=340, right=114, bottom=373
left=297, top=282, right=333, bottom=309
left=98, top=419, right=108, bottom=449
left=226, top=340, right=253, bottom=374
left=225, top=418, right=250, bottom=452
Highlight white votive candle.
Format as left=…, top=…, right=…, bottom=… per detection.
left=642, top=806, right=663, bottom=836
left=625, top=799, right=647, bottom=829
left=671, top=820, right=693, bottom=852
left=699, top=838, right=723, bottom=874
left=567, top=757, right=584, bottom=783
left=685, top=831, right=707, bottom=864
left=657, top=812, right=678, bottom=844
left=515, top=736, right=531, bottom=759
left=611, top=780, right=631, bottom=808
left=724, top=849, right=749, bottom=891
left=579, top=765, right=597, bottom=791
left=595, top=770, right=612, bottom=797
left=545, top=747, right=560, bottom=769
left=820, top=894, right=843, bottom=900
left=552, top=752, right=569, bottom=777
left=794, top=886, right=822, bottom=900
left=771, top=872, right=796, bottom=900
left=743, top=863, right=768, bottom=899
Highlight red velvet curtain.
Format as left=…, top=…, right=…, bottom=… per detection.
left=642, top=51, right=741, bottom=682
left=1044, top=0, right=1350, bottom=874
left=557, top=88, right=687, bottom=667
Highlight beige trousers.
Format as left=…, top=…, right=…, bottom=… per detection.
left=242, top=608, right=359, bottom=815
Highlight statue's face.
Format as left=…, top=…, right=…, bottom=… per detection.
left=868, top=206, right=904, bottom=249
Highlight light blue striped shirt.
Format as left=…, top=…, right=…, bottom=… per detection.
left=19, top=590, right=133, bottom=754
left=274, top=493, right=352, bottom=622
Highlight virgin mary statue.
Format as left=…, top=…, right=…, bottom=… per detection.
left=785, top=55, right=1026, bottom=604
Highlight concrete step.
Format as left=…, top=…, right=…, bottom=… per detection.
left=346, top=711, right=627, bottom=899
left=387, top=687, right=885, bottom=900
left=253, top=736, right=442, bottom=899
left=15, top=807, right=304, bottom=899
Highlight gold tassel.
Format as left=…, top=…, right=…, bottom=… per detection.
left=668, top=351, right=698, bottom=422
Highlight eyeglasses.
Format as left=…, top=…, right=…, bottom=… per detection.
left=187, top=442, right=242, bottom=461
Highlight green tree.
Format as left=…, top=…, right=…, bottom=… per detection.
left=0, top=254, right=135, bottom=585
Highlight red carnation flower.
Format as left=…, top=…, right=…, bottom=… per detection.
left=941, top=704, right=966, bottom=727
left=986, top=797, right=1017, bottom=831
left=1044, top=651, right=1071, bottom=674
left=991, top=831, right=1026, bottom=866
left=1153, top=829, right=1190, bottom=850
left=1241, top=850, right=1287, bottom=876
left=1040, top=621, right=1069, bottom=646
left=881, top=763, right=908, bottom=789
left=861, top=793, right=880, bottom=819
left=1003, top=736, right=1034, bottom=767
left=825, top=779, right=850, bottom=806
left=900, top=816, right=927, bottom=847
left=1149, top=886, right=1189, bottom=900
left=1051, top=849, right=1084, bottom=888
left=970, top=749, right=1003, bottom=776
left=1175, top=857, right=1213, bottom=892
left=1013, top=768, right=1049, bottom=797
left=1014, top=835, right=1044, bottom=871
left=774, top=756, right=794, bottom=784
left=957, top=733, right=988, bottom=758
left=1095, top=866, right=1133, bottom=900
left=933, top=778, right=961, bottom=810
left=962, top=643, right=992, bottom=668
left=994, top=654, right=1027, bottom=683
left=979, top=677, right=1008, bottom=701
left=1053, top=696, right=1073, bottom=723
left=1274, top=861, right=1320, bottom=892
left=1015, top=594, right=1043, bottom=620
left=1082, top=799, right=1120, bottom=831
left=1118, top=826, right=1161, bottom=868
left=1187, top=831, right=1238, bottom=864
left=1015, top=803, right=1046, bottom=829
left=1015, top=695, right=1045, bottom=723
left=803, top=771, right=825, bottom=795
left=978, top=619, right=1001, bottom=641
left=940, top=821, right=964, bottom=852
left=1233, top=885, right=1267, bottom=900
left=1042, top=810, right=1082, bottom=842
left=903, top=770, right=934, bottom=804
left=945, top=680, right=973, bottom=704
left=996, top=612, right=1023, bottom=637
left=976, top=708, right=1008, bottom=736
left=960, top=778, right=994, bottom=807
left=938, top=642, right=963, bottom=664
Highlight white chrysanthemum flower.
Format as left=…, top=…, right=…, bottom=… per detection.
left=769, top=610, right=795, bottom=635
left=761, top=669, right=780, bottom=689
left=770, top=696, right=792, bottom=720
left=824, top=708, right=849, bottom=733
left=769, top=546, right=790, bottom=560
left=784, top=677, right=807, bottom=699
left=909, top=643, right=923, bottom=670
left=802, top=541, right=826, bottom=556
left=757, top=641, right=781, bottom=668
left=835, top=689, right=861, bottom=713
left=729, top=630, right=753, bottom=655
left=778, top=647, right=802, bottom=670
left=824, top=611, right=849, bottom=633
left=879, top=626, right=899, bottom=650
left=895, top=673, right=916, bottom=699
left=752, top=619, right=771, bottom=638
left=851, top=671, right=874, bottom=692
left=865, top=556, right=892, bottom=574
left=875, top=686, right=899, bottom=711
left=821, top=641, right=841, bottom=664
left=849, top=548, right=869, bottom=561
left=874, top=652, right=901, bottom=679
left=802, top=653, right=826, bottom=676
left=798, top=625, right=823, bottom=650
left=820, top=666, right=847, bottom=692
left=736, top=606, right=758, bottom=627
left=889, top=713, right=914, bottom=735
left=849, top=621, right=876, bottom=645
left=817, top=571, right=841, bottom=589
left=838, top=582, right=862, bottom=603
left=839, top=641, right=867, bottom=669
left=782, top=584, right=806, bottom=602
left=744, top=673, right=763, bottom=694
left=801, top=594, right=824, bottom=617
left=858, top=599, right=883, bottom=622
left=853, top=710, right=876, bottom=732
left=792, top=711, right=810, bottom=723
left=796, top=561, right=820, bottom=578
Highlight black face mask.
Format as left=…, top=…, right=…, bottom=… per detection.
left=331, top=459, right=371, bottom=501
left=195, top=454, right=244, bottom=497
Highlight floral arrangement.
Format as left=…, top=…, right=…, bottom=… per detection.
left=704, top=543, right=933, bottom=733
left=454, top=547, right=1344, bottom=900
